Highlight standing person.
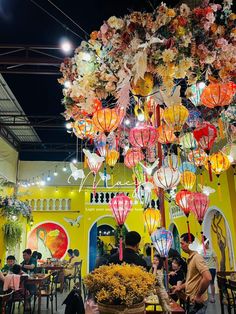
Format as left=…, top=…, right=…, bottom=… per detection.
left=201, top=238, right=218, bottom=303
left=143, top=246, right=152, bottom=271
left=173, top=233, right=212, bottom=314
left=1, top=255, right=16, bottom=273
left=108, top=231, right=147, bottom=268
left=21, top=249, right=37, bottom=273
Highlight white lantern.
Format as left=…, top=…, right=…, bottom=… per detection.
left=153, top=166, right=180, bottom=190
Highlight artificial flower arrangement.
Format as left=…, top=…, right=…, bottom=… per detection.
left=84, top=264, right=156, bottom=307
left=59, top=0, right=235, bottom=122
left=0, top=196, right=32, bottom=221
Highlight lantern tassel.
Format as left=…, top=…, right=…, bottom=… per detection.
left=218, top=118, right=224, bottom=139
left=200, top=172, right=204, bottom=186
left=217, top=182, right=222, bottom=200
left=201, top=232, right=206, bottom=256
left=187, top=220, right=191, bottom=243
left=177, top=145, right=181, bottom=167
left=93, top=174, right=96, bottom=196
left=151, top=244, right=154, bottom=263
left=119, top=236, right=123, bottom=261
left=135, top=177, right=138, bottom=193
left=208, top=160, right=213, bottom=182
left=104, top=165, right=107, bottom=188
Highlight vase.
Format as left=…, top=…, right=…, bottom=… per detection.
left=97, top=301, right=145, bottom=314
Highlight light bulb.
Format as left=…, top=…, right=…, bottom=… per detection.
left=65, top=122, right=72, bottom=130
left=64, top=80, right=72, bottom=89
left=47, top=176, right=51, bottom=182
left=137, top=113, right=145, bottom=122
left=54, top=171, right=58, bottom=176
left=63, top=166, right=67, bottom=172
left=124, top=119, right=130, bottom=126
left=61, top=40, right=72, bottom=53
left=72, top=158, right=77, bottom=164
left=228, top=155, right=234, bottom=163
left=198, top=81, right=206, bottom=89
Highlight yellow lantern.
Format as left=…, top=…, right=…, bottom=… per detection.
left=73, top=118, right=94, bottom=139
left=106, top=150, right=120, bottom=168
left=163, top=104, right=189, bottom=136
left=205, top=152, right=230, bottom=175
left=180, top=171, right=196, bottom=190
left=131, top=73, right=154, bottom=97
left=92, top=108, right=120, bottom=134
left=143, top=208, right=161, bottom=235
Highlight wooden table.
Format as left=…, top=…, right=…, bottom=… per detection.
left=38, top=265, right=65, bottom=271
left=26, top=273, right=51, bottom=314
left=145, top=298, right=185, bottom=313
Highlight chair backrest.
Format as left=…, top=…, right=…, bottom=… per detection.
left=217, top=275, right=232, bottom=306
left=217, top=271, right=236, bottom=277
left=50, top=271, right=59, bottom=295
left=0, top=290, right=14, bottom=314
left=229, top=280, right=236, bottom=309
left=74, top=261, right=82, bottom=278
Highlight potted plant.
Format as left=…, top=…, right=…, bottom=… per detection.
left=2, top=220, right=23, bottom=249
left=84, top=264, right=156, bottom=314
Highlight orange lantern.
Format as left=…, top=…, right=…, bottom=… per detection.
left=180, top=171, right=196, bottom=190
left=73, top=118, right=94, bottom=139
left=205, top=152, right=230, bottom=175
left=163, top=104, right=189, bottom=136
left=92, top=108, right=120, bottom=134
left=143, top=208, right=161, bottom=235
left=124, top=149, right=144, bottom=169
left=106, top=149, right=120, bottom=168
left=156, top=124, right=176, bottom=144
left=188, top=148, right=207, bottom=167
left=201, top=82, right=236, bottom=108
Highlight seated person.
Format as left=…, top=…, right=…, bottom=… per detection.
left=169, top=257, right=185, bottom=301
left=64, top=249, right=81, bottom=277
left=21, top=249, right=37, bottom=274
left=3, top=264, right=22, bottom=292
left=1, top=255, right=16, bottom=273
left=66, top=249, right=74, bottom=263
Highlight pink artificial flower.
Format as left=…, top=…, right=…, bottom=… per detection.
left=100, top=23, right=108, bottom=34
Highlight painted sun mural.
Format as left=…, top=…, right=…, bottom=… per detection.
left=27, top=221, right=69, bottom=259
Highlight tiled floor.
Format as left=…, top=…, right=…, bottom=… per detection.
left=13, top=292, right=222, bottom=313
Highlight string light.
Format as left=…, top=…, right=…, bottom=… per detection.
left=54, top=166, right=58, bottom=176
left=47, top=171, right=51, bottom=182
left=63, top=163, right=67, bottom=172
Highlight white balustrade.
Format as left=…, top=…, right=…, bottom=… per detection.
left=25, top=198, right=71, bottom=211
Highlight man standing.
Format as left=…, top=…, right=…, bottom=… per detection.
left=173, top=233, right=211, bottom=314
left=109, top=231, right=147, bottom=268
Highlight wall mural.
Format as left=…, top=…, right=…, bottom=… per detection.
left=27, top=221, right=69, bottom=259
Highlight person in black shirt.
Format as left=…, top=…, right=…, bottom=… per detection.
left=169, top=257, right=185, bottom=301
left=108, top=231, right=147, bottom=269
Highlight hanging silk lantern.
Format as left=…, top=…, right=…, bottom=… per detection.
left=180, top=133, right=197, bottom=150
left=189, top=82, right=205, bottom=106
left=221, top=143, right=236, bottom=165
left=163, top=104, right=189, bottom=136
left=179, top=161, right=197, bottom=174
left=200, top=82, right=236, bottom=109
left=92, top=108, right=120, bottom=134
left=151, top=228, right=173, bottom=258
left=205, top=152, right=230, bottom=175
left=188, top=149, right=207, bottom=167
left=106, top=149, right=120, bottom=168
left=186, top=109, right=201, bottom=129
left=83, top=149, right=104, bottom=175
left=133, top=163, right=145, bottom=184
left=156, top=124, right=176, bottom=144
left=153, top=166, right=180, bottom=191
left=175, top=190, right=192, bottom=217
left=129, top=124, right=157, bottom=149
left=73, top=118, right=94, bottom=139
left=94, top=132, right=107, bottom=157
left=193, top=122, right=217, bottom=154
left=180, top=171, right=196, bottom=190
left=188, top=192, right=209, bottom=225
left=163, top=154, right=178, bottom=170
left=124, top=149, right=144, bottom=169
left=136, top=182, right=154, bottom=209
left=109, top=194, right=132, bottom=261
left=131, top=72, right=154, bottom=97
left=144, top=208, right=161, bottom=235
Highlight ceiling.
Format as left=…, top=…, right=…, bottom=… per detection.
left=0, top=0, right=180, bottom=161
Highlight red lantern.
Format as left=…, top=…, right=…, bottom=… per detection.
left=201, top=82, right=236, bottom=109
left=188, top=192, right=209, bottom=225
left=193, top=122, right=217, bottom=154
left=109, top=194, right=132, bottom=261
left=129, top=124, right=157, bottom=149
left=124, top=149, right=144, bottom=168
left=175, top=190, right=192, bottom=217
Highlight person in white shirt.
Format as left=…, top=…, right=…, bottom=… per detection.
left=201, top=238, right=218, bottom=303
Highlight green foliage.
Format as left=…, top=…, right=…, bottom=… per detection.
left=2, top=221, right=23, bottom=249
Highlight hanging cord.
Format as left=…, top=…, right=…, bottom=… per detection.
left=29, top=0, right=85, bottom=41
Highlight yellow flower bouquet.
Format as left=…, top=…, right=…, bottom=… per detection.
left=84, top=264, right=155, bottom=307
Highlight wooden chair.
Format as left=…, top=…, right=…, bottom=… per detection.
left=0, top=291, right=13, bottom=314
left=229, top=279, right=236, bottom=314
left=217, top=275, right=234, bottom=314
left=65, top=261, right=83, bottom=291
left=11, top=275, right=32, bottom=314
left=40, top=271, right=58, bottom=314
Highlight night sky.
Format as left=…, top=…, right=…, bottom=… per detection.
left=0, top=0, right=180, bottom=160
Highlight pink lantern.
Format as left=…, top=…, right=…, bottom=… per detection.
left=129, top=124, right=157, bottom=149
left=109, top=194, right=132, bottom=261
left=124, top=149, right=144, bottom=168
left=188, top=192, right=209, bottom=225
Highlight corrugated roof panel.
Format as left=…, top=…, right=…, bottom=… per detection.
left=0, top=75, right=41, bottom=143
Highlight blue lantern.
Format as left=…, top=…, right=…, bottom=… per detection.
left=189, top=83, right=205, bottom=106
left=186, top=109, right=201, bottom=129
left=151, top=228, right=173, bottom=257
left=179, top=161, right=197, bottom=173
